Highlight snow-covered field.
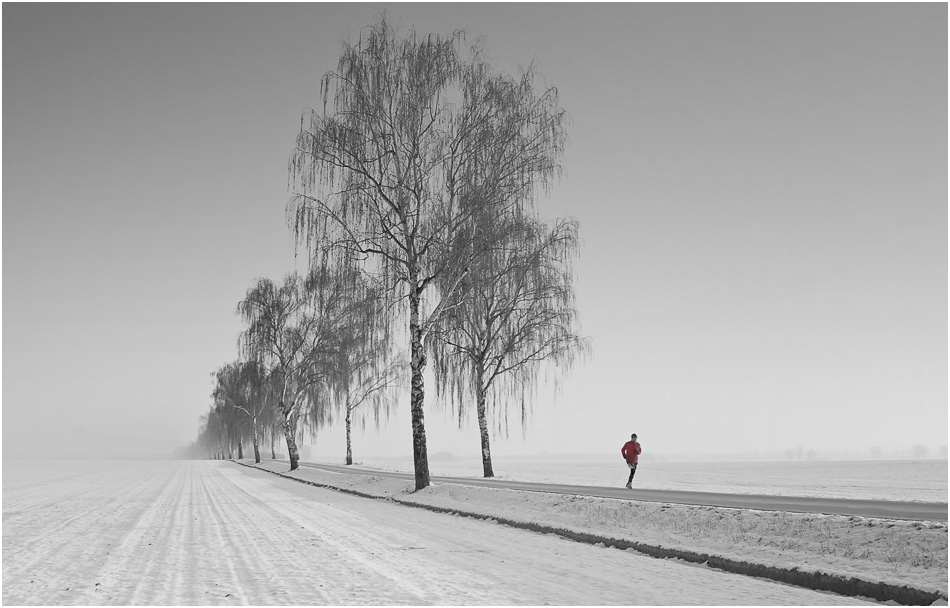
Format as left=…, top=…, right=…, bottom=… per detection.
left=5, top=459, right=935, bottom=605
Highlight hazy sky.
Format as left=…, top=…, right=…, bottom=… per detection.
left=4, top=4, right=946, bottom=461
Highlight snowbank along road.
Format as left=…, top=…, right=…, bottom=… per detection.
left=303, top=462, right=949, bottom=522
left=3, top=460, right=876, bottom=605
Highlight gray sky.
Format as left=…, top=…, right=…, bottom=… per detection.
left=4, top=4, right=946, bottom=460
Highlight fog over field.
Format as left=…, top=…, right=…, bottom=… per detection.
left=3, top=4, right=946, bottom=462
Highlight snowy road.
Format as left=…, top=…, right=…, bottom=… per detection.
left=302, top=462, right=949, bottom=522
left=3, top=460, right=874, bottom=605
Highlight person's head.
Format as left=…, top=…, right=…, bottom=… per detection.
left=631, top=433, right=637, bottom=440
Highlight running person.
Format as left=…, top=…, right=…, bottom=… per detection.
left=621, top=433, right=641, bottom=488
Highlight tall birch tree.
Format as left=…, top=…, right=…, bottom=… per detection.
left=288, top=16, right=567, bottom=488
left=430, top=216, right=588, bottom=477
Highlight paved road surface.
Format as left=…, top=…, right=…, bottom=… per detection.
left=301, top=462, right=948, bottom=522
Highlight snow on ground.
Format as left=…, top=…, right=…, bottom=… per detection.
left=270, top=459, right=948, bottom=599
left=350, top=454, right=949, bottom=503
left=4, top=459, right=884, bottom=605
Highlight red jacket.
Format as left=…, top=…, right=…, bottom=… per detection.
left=621, top=440, right=641, bottom=463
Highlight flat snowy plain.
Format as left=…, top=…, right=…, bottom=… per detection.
left=2, top=458, right=946, bottom=605
left=354, top=454, right=948, bottom=502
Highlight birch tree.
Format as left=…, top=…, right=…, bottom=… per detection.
left=238, top=274, right=305, bottom=469
left=299, top=254, right=391, bottom=461
left=237, top=258, right=379, bottom=470
left=430, top=216, right=588, bottom=477
left=288, top=16, right=567, bottom=488
left=337, top=353, right=403, bottom=465
left=325, top=261, right=402, bottom=466
left=298, top=282, right=402, bottom=466
left=213, top=361, right=269, bottom=463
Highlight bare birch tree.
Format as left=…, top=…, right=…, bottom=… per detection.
left=288, top=16, right=567, bottom=488
left=238, top=255, right=381, bottom=470
left=213, top=361, right=270, bottom=463
left=430, top=216, right=588, bottom=477
left=336, top=353, right=403, bottom=465
left=298, top=254, right=392, bottom=461
left=237, top=274, right=306, bottom=469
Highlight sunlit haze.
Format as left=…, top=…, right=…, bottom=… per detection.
left=3, top=4, right=946, bottom=461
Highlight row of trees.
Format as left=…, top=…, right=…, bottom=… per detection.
left=191, top=17, right=588, bottom=489
left=190, top=258, right=400, bottom=467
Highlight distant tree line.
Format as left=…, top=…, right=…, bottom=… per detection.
left=187, top=16, right=588, bottom=488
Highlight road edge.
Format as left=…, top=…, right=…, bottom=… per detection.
left=236, top=460, right=947, bottom=606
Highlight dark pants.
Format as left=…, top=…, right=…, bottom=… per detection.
left=627, top=462, right=638, bottom=483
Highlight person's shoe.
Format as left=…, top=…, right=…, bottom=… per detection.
left=625, top=482, right=632, bottom=489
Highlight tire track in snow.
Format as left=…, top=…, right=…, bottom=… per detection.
left=4, top=460, right=875, bottom=605
left=2, top=463, right=173, bottom=604
left=206, top=464, right=435, bottom=604
left=224, top=473, right=439, bottom=603
left=92, top=461, right=297, bottom=604
left=3, top=464, right=165, bottom=560
left=94, top=459, right=194, bottom=604
left=123, top=462, right=198, bottom=605
left=216, top=466, right=518, bottom=603
left=191, top=463, right=310, bottom=604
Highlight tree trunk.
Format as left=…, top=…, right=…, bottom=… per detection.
left=280, top=400, right=300, bottom=471
left=285, top=430, right=299, bottom=470
left=345, top=405, right=353, bottom=465
left=475, top=370, right=494, bottom=478
left=270, top=432, right=276, bottom=459
left=237, top=439, right=244, bottom=460
left=252, top=419, right=261, bottom=464
left=409, top=287, right=430, bottom=490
